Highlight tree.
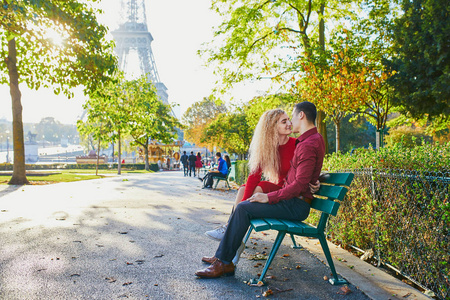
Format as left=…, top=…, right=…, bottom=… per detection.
left=244, top=93, right=299, bottom=128
left=299, top=43, right=365, bottom=152
left=182, top=97, right=227, bottom=149
left=79, top=73, right=138, bottom=175
left=203, top=109, right=252, bottom=158
left=125, top=76, right=181, bottom=171
left=0, top=0, right=117, bottom=184
left=387, top=0, right=450, bottom=119
left=202, top=0, right=358, bottom=152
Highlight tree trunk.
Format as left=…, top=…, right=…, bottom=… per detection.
left=335, top=121, right=341, bottom=153
left=6, top=38, right=28, bottom=185
left=111, top=140, right=115, bottom=163
left=96, top=136, right=100, bottom=176
left=317, top=3, right=329, bottom=154
left=144, top=136, right=149, bottom=171
left=117, top=129, right=122, bottom=175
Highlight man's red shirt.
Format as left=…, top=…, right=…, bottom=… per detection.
left=267, top=127, right=325, bottom=204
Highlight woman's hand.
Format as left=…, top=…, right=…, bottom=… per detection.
left=309, top=180, right=320, bottom=194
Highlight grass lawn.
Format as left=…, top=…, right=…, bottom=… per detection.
left=0, top=169, right=154, bottom=185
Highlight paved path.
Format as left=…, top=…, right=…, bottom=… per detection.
left=0, top=172, right=426, bottom=299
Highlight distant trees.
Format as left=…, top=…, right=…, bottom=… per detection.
left=0, top=0, right=117, bottom=184
left=183, top=93, right=297, bottom=157
left=182, top=97, right=227, bottom=150
left=34, top=117, right=77, bottom=143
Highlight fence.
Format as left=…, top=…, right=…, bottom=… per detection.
left=317, top=168, right=449, bottom=299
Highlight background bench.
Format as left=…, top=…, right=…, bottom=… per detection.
left=212, top=168, right=231, bottom=190
left=244, top=172, right=354, bottom=286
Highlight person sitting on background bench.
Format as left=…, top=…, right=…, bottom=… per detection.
left=199, top=152, right=228, bottom=188
left=195, top=101, right=325, bottom=278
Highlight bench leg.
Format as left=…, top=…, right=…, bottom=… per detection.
left=250, top=230, right=286, bottom=286
left=244, top=227, right=253, bottom=244
left=213, top=178, right=219, bottom=189
left=318, top=233, right=347, bottom=285
left=290, top=234, right=302, bottom=249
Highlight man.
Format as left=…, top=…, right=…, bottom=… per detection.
left=195, top=101, right=325, bottom=278
left=188, top=151, right=197, bottom=177
left=180, top=151, right=189, bottom=176
left=200, top=152, right=228, bottom=188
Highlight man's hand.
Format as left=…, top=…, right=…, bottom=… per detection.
left=309, top=180, right=320, bottom=194
left=249, top=193, right=269, bottom=203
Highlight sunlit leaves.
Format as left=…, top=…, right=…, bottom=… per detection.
left=203, top=0, right=356, bottom=93
left=0, top=0, right=117, bottom=96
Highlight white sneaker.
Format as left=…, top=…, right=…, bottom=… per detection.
left=205, top=224, right=227, bottom=241
left=232, top=242, right=246, bottom=265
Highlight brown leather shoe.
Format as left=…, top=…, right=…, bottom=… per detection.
left=201, top=256, right=217, bottom=264
left=195, top=259, right=235, bottom=278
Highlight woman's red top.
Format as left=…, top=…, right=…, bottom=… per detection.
left=242, top=137, right=296, bottom=201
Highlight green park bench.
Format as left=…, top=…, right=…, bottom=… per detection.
left=244, top=172, right=354, bottom=286
left=212, top=168, right=232, bottom=190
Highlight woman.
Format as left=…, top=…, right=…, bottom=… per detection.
left=205, top=109, right=297, bottom=240
left=224, top=155, right=231, bottom=170
left=195, top=152, right=203, bottom=178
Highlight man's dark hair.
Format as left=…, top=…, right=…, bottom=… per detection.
left=191, top=151, right=194, bottom=154
left=216, top=152, right=221, bottom=158
left=183, top=151, right=186, bottom=154
left=294, top=101, right=317, bottom=124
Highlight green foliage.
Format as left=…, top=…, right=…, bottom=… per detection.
left=203, top=0, right=356, bottom=92
left=124, top=75, right=181, bottom=146
left=387, top=113, right=450, bottom=144
left=244, top=93, right=298, bottom=129
left=387, top=0, right=450, bottom=119
left=320, top=143, right=449, bottom=298
left=202, top=108, right=252, bottom=156
left=232, top=160, right=250, bottom=186
left=384, top=126, right=433, bottom=148
left=324, top=142, right=450, bottom=172
left=182, top=96, right=227, bottom=149
left=0, top=0, right=117, bottom=96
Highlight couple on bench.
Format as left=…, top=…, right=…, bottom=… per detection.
left=196, top=101, right=324, bottom=278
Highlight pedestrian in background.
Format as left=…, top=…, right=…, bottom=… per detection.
left=180, top=151, right=189, bottom=176
left=195, top=152, right=203, bottom=178
left=188, top=151, right=197, bottom=177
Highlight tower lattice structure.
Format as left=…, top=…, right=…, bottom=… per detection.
left=112, top=0, right=168, bottom=104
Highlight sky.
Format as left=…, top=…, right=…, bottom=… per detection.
left=0, top=0, right=271, bottom=125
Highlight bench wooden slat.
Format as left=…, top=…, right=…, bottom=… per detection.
left=251, top=219, right=271, bottom=231
left=279, top=219, right=303, bottom=233
left=291, top=220, right=319, bottom=235
left=315, top=185, right=348, bottom=201
left=264, top=218, right=288, bottom=231
left=311, top=198, right=341, bottom=216
left=319, top=172, right=354, bottom=186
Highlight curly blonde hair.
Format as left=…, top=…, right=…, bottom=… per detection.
left=248, top=109, right=286, bottom=183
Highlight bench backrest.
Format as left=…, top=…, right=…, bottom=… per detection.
left=311, top=172, right=354, bottom=216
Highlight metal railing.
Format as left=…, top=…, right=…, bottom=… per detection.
left=321, top=168, right=449, bottom=299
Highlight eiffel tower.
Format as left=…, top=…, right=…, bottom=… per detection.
left=112, top=0, right=168, bottom=105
